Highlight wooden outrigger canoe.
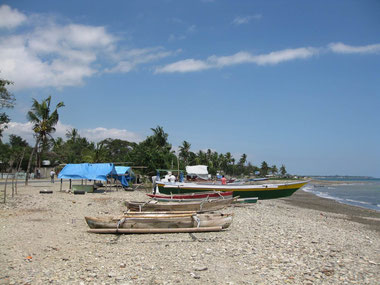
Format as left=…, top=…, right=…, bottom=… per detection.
left=147, top=191, right=233, bottom=202
left=85, top=212, right=233, bottom=233
left=125, top=197, right=237, bottom=212
left=155, top=181, right=309, bottom=200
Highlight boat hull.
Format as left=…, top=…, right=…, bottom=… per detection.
left=156, top=181, right=308, bottom=200
left=85, top=213, right=233, bottom=229
left=125, top=197, right=236, bottom=212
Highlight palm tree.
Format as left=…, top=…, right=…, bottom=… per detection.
left=25, top=96, right=64, bottom=185
left=66, top=128, right=79, bottom=142
left=280, top=164, right=287, bottom=176
left=271, top=165, right=278, bottom=176
left=260, top=161, right=269, bottom=177
left=179, top=140, right=191, bottom=166
left=150, top=126, right=168, bottom=147
left=239, top=153, right=247, bottom=166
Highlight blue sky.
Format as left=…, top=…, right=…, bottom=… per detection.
left=0, top=0, right=379, bottom=177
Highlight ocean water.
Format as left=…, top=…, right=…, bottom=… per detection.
left=303, top=178, right=380, bottom=212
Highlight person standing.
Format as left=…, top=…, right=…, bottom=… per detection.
left=221, top=175, right=227, bottom=185
left=50, top=169, right=56, bottom=183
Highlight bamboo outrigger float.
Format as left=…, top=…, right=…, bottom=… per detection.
left=155, top=181, right=309, bottom=200
left=125, top=197, right=237, bottom=212
left=85, top=212, right=233, bottom=234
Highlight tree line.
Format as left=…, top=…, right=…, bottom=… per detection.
left=0, top=78, right=287, bottom=178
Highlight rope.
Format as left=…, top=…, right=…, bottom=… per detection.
left=192, top=215, right=201, bottom=228
left=116, top=217, right=126, bottom=232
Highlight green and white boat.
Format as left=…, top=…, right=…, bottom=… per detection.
left=155, top=181, right=309, bottom=200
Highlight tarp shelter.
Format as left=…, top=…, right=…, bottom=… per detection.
left=186, top=165, right=209, bottom=180
left=115, top=166, right=135, bottom=187
left=58, top=163, right=118, bottom=182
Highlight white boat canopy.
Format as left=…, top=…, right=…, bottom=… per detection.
left=186, top=165, right=209, bottom=180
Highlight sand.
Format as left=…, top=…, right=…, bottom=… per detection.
left=1, top=180, right=379, bottom=284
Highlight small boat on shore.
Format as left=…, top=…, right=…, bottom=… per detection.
left=85, top=212, right=233, bottom=234
left=147, top=191, right=233, bottom=202
left=125, top=197, right=237, bottom=212
left=155, top=181, right=309, bottom=200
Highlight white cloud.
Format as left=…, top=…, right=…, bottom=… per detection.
left=253, top=47, right=318, bottom=65
left=3, top=121, right=143, bottom=144
left=2, top=122, right=35, bottom=144
left=80, top=127, right=142, bottom=143
left=155, top=58, right=211, bottom=73
left=0, top=6, right=176, bottom=90
left=0, top=5, right=27, bottom=29
left=155, top=47, right=319, bottom=73
left=187, top=25, right=197, bottom=33
left=105, top=48, right=180, bottom=73
left=232, top=15, right=262, bottom=25
left=329, top=42, right=380, bottom=54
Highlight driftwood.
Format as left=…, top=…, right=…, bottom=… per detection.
left=88, top=226, right=223, bottom=234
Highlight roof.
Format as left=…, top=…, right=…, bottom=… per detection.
left=58, top=163, right=117, bottom=181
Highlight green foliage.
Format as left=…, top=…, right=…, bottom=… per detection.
left=0, top=135, right=31, bottom=171
left=260, top=161, right=269, bottom=176
left=129, top=126, right=176, bottom=175
left=3, top=118, right=289, bottom=179
left=0, top=78, right=15, bottom=138
left=25, top=96, right=64, bottom=177
left=280, top=164, right=287, bottom=176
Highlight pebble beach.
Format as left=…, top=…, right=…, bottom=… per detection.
left=1, top=180, right=380, bottom=284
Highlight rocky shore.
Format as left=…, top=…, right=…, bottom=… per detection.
left=1, top=180, right=379, bottom=284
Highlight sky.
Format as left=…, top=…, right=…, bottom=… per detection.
left=0, top=0, right=379, bottom=177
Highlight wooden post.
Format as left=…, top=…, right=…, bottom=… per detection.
left=60, top=179, right=63, bottom=192
left=69, top=179, right=72, bottom=189
left=15, top=172, right=18, bottom=195
left=11, top=174, right=15, bottom=198
left=3, top=173, right=9, bottom=203
left=177, top=155, right=180, bottom=181
left=15, top=151, right=24, bottom=196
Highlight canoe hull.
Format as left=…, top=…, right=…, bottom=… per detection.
left=157, top=181, right=308, bottom=200
left=85, top=213, right=233, bottom=230
left=125, top=197, right=236, bottom=212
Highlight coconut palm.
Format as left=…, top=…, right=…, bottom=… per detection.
left=25, top=96, right=64, bottom=185
left=280, top=164, right=287, bottom=176
left=179, top=140, right=191, bottom=166
left=260, top=161, right=269, bottom=177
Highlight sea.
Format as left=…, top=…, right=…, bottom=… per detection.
left=303, top=177, right=380, bottom=212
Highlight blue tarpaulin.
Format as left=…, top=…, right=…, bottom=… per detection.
left=114, top=166, right=135, bottom=187
left=115, top=166, right=131, bottom=175
left=58, top=163, right=117, bottom=182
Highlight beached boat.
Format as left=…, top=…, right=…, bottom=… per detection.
left=85, top=212, right=233, bottom=233
left=125, top=197, right=237, bottom=212
left=147, top=191, right=233, bottom=202
left=155, top=181, right=309, bottom=200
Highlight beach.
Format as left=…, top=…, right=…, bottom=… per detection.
left=1, top=180, right=379, bottom=284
